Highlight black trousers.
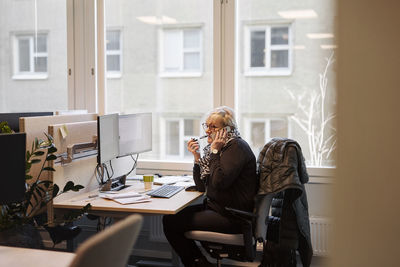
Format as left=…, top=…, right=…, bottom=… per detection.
left=162, top=203, right=241, bottom=267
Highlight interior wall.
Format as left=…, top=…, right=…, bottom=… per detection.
left=332, top=0, right=400, bottom=266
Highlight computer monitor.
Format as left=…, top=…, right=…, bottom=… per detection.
left=97, top=113, right=120, bottom=164
left=118, top=113, right=152, bottom=157
left=0, top=133, right=26, bottom=204
left=0, top=112, right=53, bottom=132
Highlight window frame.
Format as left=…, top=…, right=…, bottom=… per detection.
left=159, top=25, right=203, bottom=78
left=12, top=33, right=49, bottom=80
left=244, top=23, right=292, bottom=77
left=106, top=28, right=122, bottom=79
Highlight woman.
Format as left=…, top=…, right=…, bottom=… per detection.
left=162, top=106, right=258, bottom=267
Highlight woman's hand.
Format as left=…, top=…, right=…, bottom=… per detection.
left=187, top=138, right=201, bottom=162
left=211, top=128, right=227, bottom=151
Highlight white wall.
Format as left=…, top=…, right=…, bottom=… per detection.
left=331, top=0, right=400, bottom=266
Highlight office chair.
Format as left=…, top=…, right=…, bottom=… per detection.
left=185, top=138, right=312, bottom=267
left=184, top=193, right=275, bottom=267
left=68, top=214, right=143, bottom=267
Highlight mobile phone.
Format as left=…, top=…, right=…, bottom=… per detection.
left=210, top=126, right=231, bottom=139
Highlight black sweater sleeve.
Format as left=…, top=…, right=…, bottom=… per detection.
left=192, top=163, right=206, bottom=192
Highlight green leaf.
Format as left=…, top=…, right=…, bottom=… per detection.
left=43, top=167, right=56, bottom=172
left=33, top=151, right=45, bottom=156
left=52, top=184, right=59, bottom=198
left=63, top=181, right=74, bottom=192
left=72, top=185, right=84, bottom=192
left=25, top=174, right=33, bottom=180
left=46, top=154, right=57, bottom=161
left=30, top=159, right=41, bottom=164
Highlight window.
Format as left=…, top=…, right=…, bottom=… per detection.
left=162, top=118, right=200, bottom=159
left=245, top=25, right=291, bottom=76
left=237, top=1, right=337, bottom=167
left=13, top=34, right=48, bottom=79
left=245, top=118, right=289, bottom=155
left=160, top=28, right=202, bottom=77
left=106, top=29, right=122, bottom=78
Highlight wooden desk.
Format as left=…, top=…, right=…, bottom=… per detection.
left=53, top=181, right=203, bottom=266
left=53, top=181, right=203, bottom=218
left=0, top=246, right=75, bottom=267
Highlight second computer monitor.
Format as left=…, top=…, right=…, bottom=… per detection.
left=0, top=133, right=26, bottom=204
left=118, top=113, right=152, bottom=157
left=97, top=113, right=120, bottom=164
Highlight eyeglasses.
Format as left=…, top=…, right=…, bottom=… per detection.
left=202, top=123, right=219, bottom=131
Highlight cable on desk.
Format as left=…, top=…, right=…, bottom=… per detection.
left=125, top=154, right=139, bottom=177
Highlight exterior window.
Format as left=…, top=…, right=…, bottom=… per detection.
left=160, top=28, right=202, bottom=77
left=106, top=30, right=122, bottom=77
left=246, top=118, right=289, bottom=155
left=13, top=34, right=48, bottom=78
left=245, top=25, right=291, bottom=76
left=163, top=118, right=200, bottom=159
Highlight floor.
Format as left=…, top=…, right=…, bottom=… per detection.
left=129, top=255, right=328, bottom=267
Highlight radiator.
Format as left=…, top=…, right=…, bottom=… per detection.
left=310, top=216, right=331, bottom=256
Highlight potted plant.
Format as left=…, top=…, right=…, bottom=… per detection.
left=0, top=122, right=91, bottom=248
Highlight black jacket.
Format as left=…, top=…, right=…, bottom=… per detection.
left=257, top=138, right=313, bottom=267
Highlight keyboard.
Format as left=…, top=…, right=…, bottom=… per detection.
left=146, top=185, right=185, bottom=198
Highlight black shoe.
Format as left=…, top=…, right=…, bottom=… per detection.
left=193, top=257, right=215, bottom=267
left=45, top=225, right=81, bottom=245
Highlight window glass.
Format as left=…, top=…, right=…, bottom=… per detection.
left=34, top=57, right=47, bottom=72
left=107, top=55, right=120, bottom=72
left=184, top=52, right=200, bottom=70
left=237, top=1, right=337, bottom=167
left=271, top=50, right=288, bottom=68
left=250, top=31, right=265, bottom=67
left=250, top=122, right=265, bottom=151
left=0, top=1, right=68, bottom=112
left=271, top=27, right=288, bottom=45
left=162, top=27, right=202, bottom=74
left=106, top=30, right=121, bottom=74
left=163, top=30, right=181, bottom=71
left=18, top=39, right=30, bottom=72
left=184, top=29, right=200, bottom=49
left=105, top=0, right=213, bottom=161
left=106, top=30, right=120, bottom=50
left=35, top=35, right=47, bottom=53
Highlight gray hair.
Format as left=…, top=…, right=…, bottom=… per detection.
left=206, top=106, right=238, bottom=130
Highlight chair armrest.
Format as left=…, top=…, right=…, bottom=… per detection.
left=225, top=207, right=257, bottom=221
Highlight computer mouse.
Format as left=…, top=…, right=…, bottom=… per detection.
left=185, top=185, right=198, bottom=192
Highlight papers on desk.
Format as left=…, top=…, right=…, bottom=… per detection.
left=153, top=175, right=193, bottom=185
left=100, top=191, right=151, bottom=205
